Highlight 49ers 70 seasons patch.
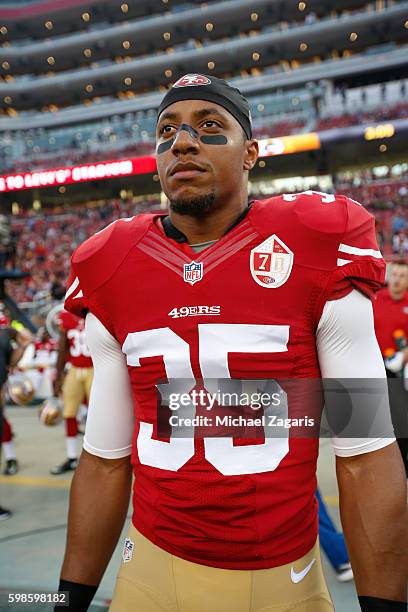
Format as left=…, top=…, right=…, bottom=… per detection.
left=250, top=235, right=293, bottom=288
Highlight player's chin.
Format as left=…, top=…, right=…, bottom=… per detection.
left=169, top=190, right=216, bottom=217
left=167, top=182, right=207, bottom=202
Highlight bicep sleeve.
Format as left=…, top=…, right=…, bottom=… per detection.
left=316, top=289, right=395, bottom=457
left=83, top=312, right=134, bottom=459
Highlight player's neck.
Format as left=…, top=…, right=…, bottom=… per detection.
left=169, top=200, right=249, bottom=244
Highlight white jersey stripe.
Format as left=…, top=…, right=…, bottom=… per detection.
left=338, top=243, right=382, bottom=259
left=65, top=276, right=80, bottom=300
left=73, top=290, right=83, bottom=300
left=337, top=258, right=353, bottom=267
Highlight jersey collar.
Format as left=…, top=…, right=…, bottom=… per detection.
left=162, top=203, right=252, bottom=244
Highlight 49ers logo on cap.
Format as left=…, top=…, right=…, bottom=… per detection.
left=250, top=235, right=293, bottom=288
left=173, top=74, right=211, bottom=88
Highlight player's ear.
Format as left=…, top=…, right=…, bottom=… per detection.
left=243, top=139, right=259, bottom=171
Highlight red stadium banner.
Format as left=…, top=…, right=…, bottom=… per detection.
left=0, top=155, right=157, bottom=193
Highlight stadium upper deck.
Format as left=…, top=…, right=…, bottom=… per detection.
left=0, top=0, right=407, bottom=203
left=1, top=0, right=406, bottom=114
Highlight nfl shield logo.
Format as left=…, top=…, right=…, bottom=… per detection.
left=250, top=235, right=293, bottom=288
left=184, top=261, right=203, bottom=285
left=122, top=538, right=134, bottom=563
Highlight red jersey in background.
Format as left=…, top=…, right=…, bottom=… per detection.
left=58, top=310, right=92, bottom=368
left=373, top=288, right=408, bottom=357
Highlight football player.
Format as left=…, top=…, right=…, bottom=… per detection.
left=373, top=260, right=408, bottom=475
left=0, top=319, right=32, bottom=518
left=50, top=310, right=93, bottom=475
left=56, top=76, right=408, bottom=611
left=2, top=416, right=18, bottom=475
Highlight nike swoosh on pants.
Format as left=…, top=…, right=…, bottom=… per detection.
left=290, top=558, right=316, bottom=584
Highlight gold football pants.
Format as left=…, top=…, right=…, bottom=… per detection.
left=110, top=524, right=333, bottom=612
left=62, top=366, right=93, bottom=418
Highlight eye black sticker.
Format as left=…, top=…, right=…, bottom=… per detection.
left=200, top=134, right=227, bottom=145
left=157, top=124, right=228, bottom=154
left=179, top=123, right=199, bottom=139
left=157, top=139, right=174, bottom=154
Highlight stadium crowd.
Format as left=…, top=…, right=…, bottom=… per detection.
left=316, top=101, right=408, bottom=131
left=5, top=198, right=158, bottom=306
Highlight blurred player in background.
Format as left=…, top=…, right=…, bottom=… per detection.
left=0, top=315, right=32, bottom=519
left=17, top=327, right=58, bottom=402
left=50, top=310, right=93, bottom=475
left=373, top=260, right=408, bottom=475
left=2, top=415, right=18, bottom=475
left=2, top=369, right=36, bottom=475
left=1, top=314, right=36, bottom=476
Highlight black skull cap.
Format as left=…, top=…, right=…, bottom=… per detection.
left=157, top=73, right=252, bottom=139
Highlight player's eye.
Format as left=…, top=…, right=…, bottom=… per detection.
left=159, top=124, right=176, bottom=135
left=201, top=120, right=221, bottom=129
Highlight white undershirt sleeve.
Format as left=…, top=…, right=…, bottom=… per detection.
left=83, top=312, right=134, bottom=459
left=316, top=289, right=395, bottom=457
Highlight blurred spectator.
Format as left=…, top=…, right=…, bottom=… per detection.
left=392, top=209, right=408, bottom=235
left=0, top=215, right=15, bottom=269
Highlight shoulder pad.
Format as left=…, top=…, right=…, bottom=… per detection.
left=251, top=192, right=381, bottom=279
left=252, top=191, right=346, bottom=232
left=282, top=191, right=347, bottom=234
left=253, top=191, right=374, bottom=237
left=72, top=213, right=155, bottom=296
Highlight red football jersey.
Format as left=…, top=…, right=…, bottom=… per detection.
left=65, top=192, right=384, bottom=570
left=373, top=288, right=408, bottom=356
left=58, top=309, right=93, bottom=368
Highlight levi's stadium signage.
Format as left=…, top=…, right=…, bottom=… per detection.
left=0, top=155, right=157, bottom=193
left=0, top=136, right=321, bottom=193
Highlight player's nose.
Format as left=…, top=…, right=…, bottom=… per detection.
left=171, top=128, right=200, bottom=154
